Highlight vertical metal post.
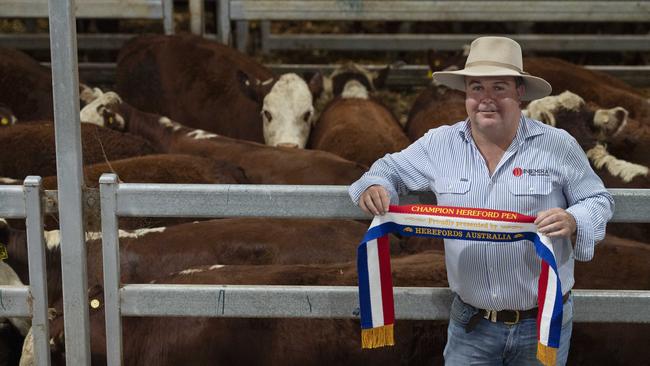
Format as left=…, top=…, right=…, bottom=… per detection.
left=24, top=176, right=51, bottom=366
left=47, top=1, right=91, bottom=364
left=162, top=0, right=174, bottom=34
left=218, top=0, right=230, bottom=44
left=100, top=174, right=123, bottom=366
left=189, top=0, right=205, bottom=35
left=260, top=20, right=271, bottom=53
left=235, top=20, right=249, bottom=52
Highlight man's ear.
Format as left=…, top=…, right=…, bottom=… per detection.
left=517, top=83, right=526, bottom=101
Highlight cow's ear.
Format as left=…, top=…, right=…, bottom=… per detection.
left=375, top=61, right=404, bottom=90
left=308, top=72, right=324, bottom=100
left=236, top=70, right=262, bottom=104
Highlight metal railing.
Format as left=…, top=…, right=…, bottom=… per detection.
left=219, top=1, right=650, bottom=53
left=99, top=173, right=650, bottom=366
left=0, top=0, right=174, bottom=50
left=0, top=177, right=50, bottom=366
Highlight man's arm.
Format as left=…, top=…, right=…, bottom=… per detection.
left=560, top=138, right=615, bottom=261
left=349, top=130, right=437, bottom=214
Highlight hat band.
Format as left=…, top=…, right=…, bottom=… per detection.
left=464, top=60, right=522, bottom=73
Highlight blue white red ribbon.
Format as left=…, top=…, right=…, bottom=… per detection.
left=357, top=205, right=562, bottom=366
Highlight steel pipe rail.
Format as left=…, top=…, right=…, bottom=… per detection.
left=120, top=285, right=650, bottom=323
left=0, top=177, right=50, bottom=366
left=262, top=33, right=650, bottom=52
left=62, top=62, right=650, bottom=89
left=228, top=1, right=649, bottom=22
left=99, top=173, right=650, bottom=366
left=106, top=180, right=648, bottom=223
left=0, top=0, right=166, bottom=18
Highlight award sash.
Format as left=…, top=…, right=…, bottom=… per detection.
left=357, top=205, right=562, bottom=366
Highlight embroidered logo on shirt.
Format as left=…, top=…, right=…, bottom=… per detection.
left=513, top=167, right=550, bottom=177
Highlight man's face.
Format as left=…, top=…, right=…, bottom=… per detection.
left=464, top=76, right=524, bottom=131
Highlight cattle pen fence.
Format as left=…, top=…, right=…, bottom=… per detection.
left=96, top=173, right=650, bottom=366
left=0, top=177, right=51, bottom=366
left=218, top=0, right=650, bottom=53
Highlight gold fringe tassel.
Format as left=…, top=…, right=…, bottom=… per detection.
left=537, top=342, right=557, bottom=366
left=361, top=325, right=395, bottom=349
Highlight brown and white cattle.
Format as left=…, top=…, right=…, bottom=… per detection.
left=524, top=57, right=650, bottom=123
left=115, top=34, right=322, bottom=148
left=48, top=233, right=650, bottom=365
left=523, top=91, right=650, bottom=187
left=80, top=91, right=368, bottom=185
left=0, top=122, right=156, bottom=179
left=1, top=217, right=397, bottom=311
left=47, top=250, right=448, bottom=366
left=309, top=79, right=410, bottom=167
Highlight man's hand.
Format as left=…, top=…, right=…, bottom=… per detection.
left=534, top=208, right=577, bottom=238
left=359, top=185, right=390, bottom=216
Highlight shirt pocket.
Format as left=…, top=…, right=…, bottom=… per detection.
left=507, top=178, right=554, bottom=213
left=433, top=177, right=471, bottom=195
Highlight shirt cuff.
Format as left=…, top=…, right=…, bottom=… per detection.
left=566, top=205, right=595, bottom=262
left=348, top=177, right=399, bottom=205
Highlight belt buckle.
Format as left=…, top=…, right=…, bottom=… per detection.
left=504, top=310, right=520, bottom=325
left=483, top=310, right=497, bottom=323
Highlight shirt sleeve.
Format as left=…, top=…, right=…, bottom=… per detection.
left=349, top=130, right=437, bottom=205
left=562, top=138, right=615, bottom=262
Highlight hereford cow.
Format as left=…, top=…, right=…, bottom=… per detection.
left=48, top=233, right=650, bottom=366
left=46, top=250, right=448, bottom=366
left=0, top=122, right=156, bottom=179
left=80, top=91, right=368, bottom=185
left=523, top=91, right=650, bottom=187
left=1, top=217, right=399, bottom=309
left=313, top=62, right=392, bottom=118
left=309, top=79, right=410, bottom=167
left=404, top=85, right=466, bottom=141
left=116, top=34, right=322, bottom=148
left=524, top=57, right=650, bottom=123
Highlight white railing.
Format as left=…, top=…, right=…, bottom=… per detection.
left=0, top=177, right=50, bottom=366
left=98, top=174, right=650, bottom=365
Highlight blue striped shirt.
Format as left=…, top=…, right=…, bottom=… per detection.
left=349, top=116, right=614, bottom=311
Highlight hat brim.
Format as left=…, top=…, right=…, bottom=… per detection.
left=432, top=65, right=552, bottom=101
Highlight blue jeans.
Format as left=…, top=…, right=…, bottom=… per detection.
left=444, top=294, right=573, bottom=365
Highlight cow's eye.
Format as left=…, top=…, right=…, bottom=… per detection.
left=302, top=110, right=312, bottom=123
left=263, top=110, right=273, bottom=122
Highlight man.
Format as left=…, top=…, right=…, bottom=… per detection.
left=349, top=37, right=614, bottom=365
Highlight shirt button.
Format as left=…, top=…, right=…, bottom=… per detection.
left=491, top=293, right=497, bottom=298
left=529, top=186, right=534, bottom=192
left=448, top=184, right=452, bottom=189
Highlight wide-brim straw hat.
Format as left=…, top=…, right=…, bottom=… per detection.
left=432, top=36, right=552, bottom=101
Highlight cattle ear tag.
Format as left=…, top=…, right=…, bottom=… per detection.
left=1, top=118, right=8, bottom=125
left=0, top=243, right=8, bottom=261
left=90, top=299, right=101, bottom=309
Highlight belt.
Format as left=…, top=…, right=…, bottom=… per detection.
left=464, top=292, right=570, bottom=333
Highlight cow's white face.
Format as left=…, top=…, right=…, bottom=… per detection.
left=261, top=73, right=314, bottom=148
left=79, top=91, right=125, bottom=130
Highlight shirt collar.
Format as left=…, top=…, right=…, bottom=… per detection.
left=457, top=114, right=546, bottom=144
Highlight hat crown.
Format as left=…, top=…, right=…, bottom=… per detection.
left=465, top=36, right=523, bottom=72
